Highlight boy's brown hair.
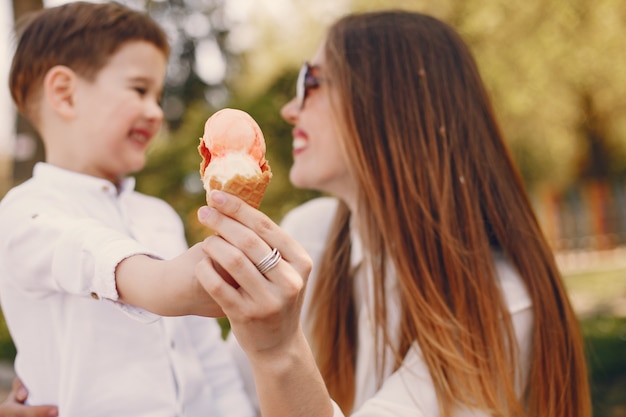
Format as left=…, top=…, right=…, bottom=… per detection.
left=9, top=1, right=170, bottom=124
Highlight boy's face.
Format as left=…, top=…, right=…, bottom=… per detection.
left=69, top=41, right=167, bottom=183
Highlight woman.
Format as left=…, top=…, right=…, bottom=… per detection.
left=198, top=9, right=591, bottom=417
left=1, top=9, right=590, bottom=417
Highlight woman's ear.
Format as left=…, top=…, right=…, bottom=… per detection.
left=43, top=65, right=77, bottom=119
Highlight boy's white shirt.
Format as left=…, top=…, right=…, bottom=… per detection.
left=0, top=162, right=254, bottom=417
left=229, top=196, right=533, bottom=417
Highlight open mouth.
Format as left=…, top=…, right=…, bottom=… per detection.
left=293, top=137, right=307, bottom=152
left=129, top=130, right=150, bottom=145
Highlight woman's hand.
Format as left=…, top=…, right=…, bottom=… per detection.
left=195, top=191, right=333, bottom=417
left=196, top=190, right=312, bottom=358
left=0, top=378, right=58, bottom=417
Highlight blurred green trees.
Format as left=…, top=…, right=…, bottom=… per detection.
left=132, top=0, right=626, bottom=245
left=348, top=0, right=626, bottom=189
left=7, top=0, right=625, bottom=230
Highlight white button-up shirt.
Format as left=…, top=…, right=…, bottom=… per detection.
left=0, top=163, right=254, bottom=417
left=229, top=197, right=533, bottom=417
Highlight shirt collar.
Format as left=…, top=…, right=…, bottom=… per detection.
left=33, top=162, right=136, bottom=197
left=350, top=226, right=363, bottom=268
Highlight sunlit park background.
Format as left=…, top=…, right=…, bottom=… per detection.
left=0, top=0, right=625, bottom=414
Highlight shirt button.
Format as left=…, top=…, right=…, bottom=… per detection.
left=102, top=185, right=109, bottom=192
left=171, top=341, right=175, bottom=349
left=90, top=292, right=100, bottom=300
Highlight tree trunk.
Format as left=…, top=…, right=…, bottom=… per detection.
left=10, top=0, right=45, bottom=187
left=12, top=0, right=44, bottom=20
left=577, top=92, right=611, bottom=180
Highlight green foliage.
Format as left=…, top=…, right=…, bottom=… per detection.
left=0, top=314, right=16, bottom=362
left=582, top=315, right=626, bottom=416
left=584, top=316, right=626, bottom=379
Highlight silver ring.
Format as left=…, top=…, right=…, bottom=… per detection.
left=255, top=248, right=282, bottom=274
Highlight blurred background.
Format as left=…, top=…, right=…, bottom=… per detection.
left=0, top=0, right=625, bottom=415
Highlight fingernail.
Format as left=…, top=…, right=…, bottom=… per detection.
left=210, top=190, right=226, bottom=205
left=49, top=409, right=59, bottom=417
left=198, top=206, right=212, bottom=221
left=17, top=386, right=27, bottom=399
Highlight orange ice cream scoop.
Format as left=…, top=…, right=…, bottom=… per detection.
left=198, top=108, right=272, bottom=208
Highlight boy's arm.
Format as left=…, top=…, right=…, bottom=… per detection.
left=0, top=195, right=222, bottom=318
left=115, top=243, right=225, bottom=317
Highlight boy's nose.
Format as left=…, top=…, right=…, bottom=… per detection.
left=145, top=98, right=164, bottom=121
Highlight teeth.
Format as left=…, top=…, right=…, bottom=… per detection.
left=130, top=132, right=148, bottom=143
left=293, top=137, right=307, bottom=151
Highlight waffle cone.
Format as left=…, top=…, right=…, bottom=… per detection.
left=204, top=162, right=272, bottom=209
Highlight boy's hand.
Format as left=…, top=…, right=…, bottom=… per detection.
left=0, top=378, right=58, bottom=417
left=116, top=243, right=226, bottom=317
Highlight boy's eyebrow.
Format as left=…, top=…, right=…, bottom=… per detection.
left=128, top=75, right=154, bottom=84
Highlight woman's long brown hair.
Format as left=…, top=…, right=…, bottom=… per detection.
left=307, top=10, right=591, bottom=417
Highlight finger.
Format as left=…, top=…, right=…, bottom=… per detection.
left=197, top=239, right=303, bottom=330
left=201, top=232, right=305, bottom=315
left=11, top=377, right=28, bottom=403
left=195, top=251, right=256, bottom=314
left=198, top=193, right=312, bottom=306
left=212, top=259, right=240, bottom=289
left=2, top=378, right=58, bottom=417
left=203, top=192, right=311, bottom=274
left=201, top=233, right=272, bottom=297
left=0, top=404, right=58, bottom=417
left=24, top=405, right=59, bottom=417
left=198, top=204, right=275, bottom=270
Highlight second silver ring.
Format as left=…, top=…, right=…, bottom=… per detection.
left=255, top=248, right=282, bottom=274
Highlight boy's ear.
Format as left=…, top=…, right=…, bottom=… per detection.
left=43, top=65, right=77, bottom=118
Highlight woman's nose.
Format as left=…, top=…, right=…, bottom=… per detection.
left=280, top=97, right=299, bottom=124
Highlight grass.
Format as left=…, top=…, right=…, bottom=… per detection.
left=565, top=266, right=626, bottom=317
left=583, top=315, right=626, bottom=417
left=565, top=263, right=626, bottom=417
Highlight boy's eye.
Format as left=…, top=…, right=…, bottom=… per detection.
left=134, top=87, right=147, bottom=95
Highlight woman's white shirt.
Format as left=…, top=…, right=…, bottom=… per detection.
left=229, top=197, right=533, bottom=416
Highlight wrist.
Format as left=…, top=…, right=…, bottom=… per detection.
left=248, top=327, right=311, bottom=375
left=246, top=329, right=334, bottom=417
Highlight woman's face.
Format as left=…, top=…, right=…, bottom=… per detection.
left=280, top=44, right=356, bottom=207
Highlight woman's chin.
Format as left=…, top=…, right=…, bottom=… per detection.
left=289, top=169, right=315, bottom=190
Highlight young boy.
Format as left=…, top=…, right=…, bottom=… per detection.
left=0, top=2, right=254, bottom=416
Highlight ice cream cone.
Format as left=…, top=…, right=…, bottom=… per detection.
left=205, top=161, right=272, bottom=209
left=198, top=108, right=272, bottom=208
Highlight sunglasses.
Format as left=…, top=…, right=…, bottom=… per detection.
left=296, top=62, right=323, bottom=110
